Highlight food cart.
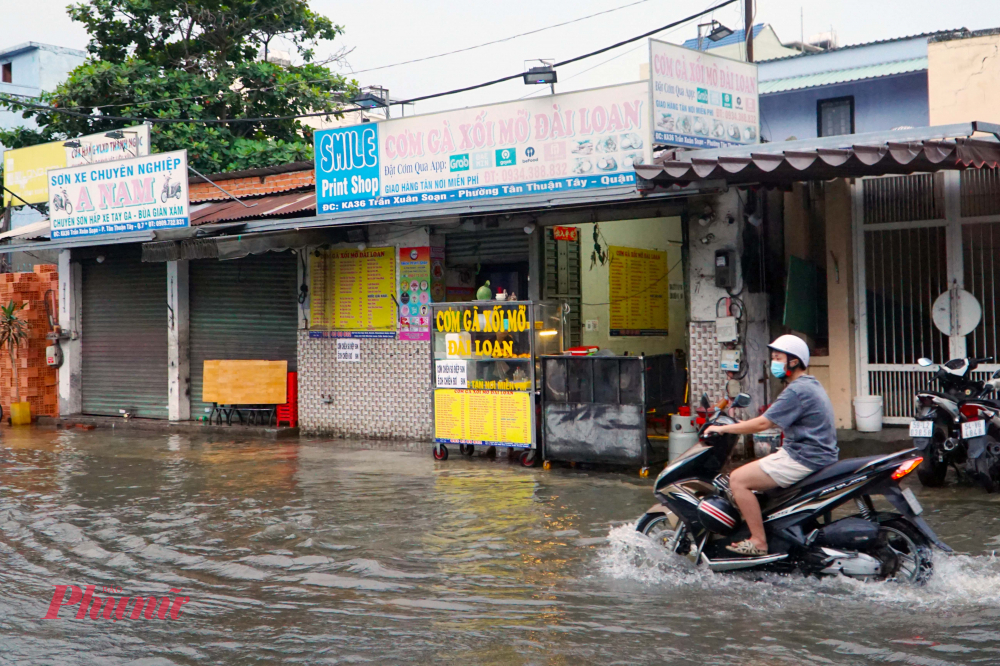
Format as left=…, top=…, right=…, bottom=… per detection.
left=429, top=301, right=562, bottom=465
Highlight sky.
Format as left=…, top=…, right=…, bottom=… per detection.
left=2, top=0, right=999, bottom=115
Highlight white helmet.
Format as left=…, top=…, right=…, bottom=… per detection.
left=768, top=334, right=810, bottom=368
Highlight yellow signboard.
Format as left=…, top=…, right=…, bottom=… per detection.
left=608, top=245, right=669, bottom=336
left=309, top=246, right=396, bottom=332
left=434, top=389, right=532, bottom=447
left=3, top=143, right=68, bottom=206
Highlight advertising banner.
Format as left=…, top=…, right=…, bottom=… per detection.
left=398, top=246, right=431, bottom=341
left=649, top=39, right=758, bottom=148
left=47, top=150, right=188, bottom=239
left=314, top=82, right=651, bottom=215
left=3, top=125, right=151, bottom=206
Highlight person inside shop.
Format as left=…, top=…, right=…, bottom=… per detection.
left=702, top=334, right=838, bottom=556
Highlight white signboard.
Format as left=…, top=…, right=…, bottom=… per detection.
left=315, top=82, right=652, bottom=214
left=47, top=150, right=189, bottom=239
left=435, top=360, right=467, bottom=388
left=649, top=39, right=759, bottom=148
left=336, top=338, right=361, bottom=362
left=68, top=124, right=152, bottom=167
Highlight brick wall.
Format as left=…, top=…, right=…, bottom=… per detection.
left=0, top=266, right=59, bottom=417
left=189, top=170, right=314, bottom=202
left=297, top=333, right=432, bottom=439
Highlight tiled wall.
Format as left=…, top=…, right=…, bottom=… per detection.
left=297, top=333, right=433, bottom=439
left=689, top=322, right=727, bottom=404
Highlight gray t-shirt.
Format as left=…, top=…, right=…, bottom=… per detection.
left=764, top=375, right=838, bottom=470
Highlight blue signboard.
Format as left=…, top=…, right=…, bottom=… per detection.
left=315, top=124, right=381, bottom=213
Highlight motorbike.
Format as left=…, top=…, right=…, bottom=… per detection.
left=636, top=393, right=951, bottom=582
left=161, top=175, right=182, bottom=203
left=52, top=188, right=73, bottom=215
left=910, top=356, right=999, bottom=488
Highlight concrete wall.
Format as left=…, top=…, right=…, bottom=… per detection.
left=575, top=216, right=686, bottom=356
left=759, top=72, right=929, bottom=142
left=0, top=43, right=86, bottom=145
left=928, top=31, right=1000, bottom=125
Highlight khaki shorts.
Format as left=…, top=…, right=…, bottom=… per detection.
left=759, top=448, right=813, bottom=488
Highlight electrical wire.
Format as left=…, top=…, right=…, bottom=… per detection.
left=0, top=0, right=738, bottom=125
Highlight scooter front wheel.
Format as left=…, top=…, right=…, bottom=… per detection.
left=637, top=513, right=686, bottom=553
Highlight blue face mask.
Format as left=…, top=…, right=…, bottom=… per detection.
left=770, top=360, right=787, bottom=379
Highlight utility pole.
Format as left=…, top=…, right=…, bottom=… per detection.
left=744, top=0, right=754, bottom=62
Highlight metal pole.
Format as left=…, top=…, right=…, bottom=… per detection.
left=745, top=0, right=754, bottom=62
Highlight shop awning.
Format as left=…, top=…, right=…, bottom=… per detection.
left=635, top=121, right=1000, bottom=188
left=191, top=191, right=315, bottom=225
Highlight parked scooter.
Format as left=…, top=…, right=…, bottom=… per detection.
left=161, top=174, right=182, bottom=203
left=636, top=393, right=951, bottom=582
left=910, top=357, right=998, bottom=488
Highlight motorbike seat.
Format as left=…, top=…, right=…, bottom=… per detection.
left=763, top=454, right=886, bottom=501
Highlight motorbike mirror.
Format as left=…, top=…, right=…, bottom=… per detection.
left=733, top=393, right=751, bottom=408
left=993, top=369, right=1000, bottom=380
left=917, top=358, right=933, bottom=367
left=700, top=393, right=710, bottom=409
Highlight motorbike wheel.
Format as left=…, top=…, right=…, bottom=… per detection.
left=66, top=202, right=73, bottom=214
left=637, top=513, right=687, bottom=553
left=161, top=191, right=168, bottom=204
left=875, top=519, right=933, bottom=584
left=916, top=424, right=949, bottom=487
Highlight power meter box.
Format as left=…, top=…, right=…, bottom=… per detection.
left=720, top=348, right=742, bottom=372
left=715, top=316, right=738, bottom=342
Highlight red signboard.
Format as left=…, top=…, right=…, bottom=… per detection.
left=552, top=226, right=578, bottom=242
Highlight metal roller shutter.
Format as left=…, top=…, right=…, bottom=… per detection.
left=82, top=255, right=168, bottom=418
left=189, top=252, right=298, bottom=418
left=445, top=228, right=530, bottom=266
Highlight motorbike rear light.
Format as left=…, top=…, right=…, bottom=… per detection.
left=960, top=404, right=981, bottom=418
left=892, top=457, right=923, bottom=480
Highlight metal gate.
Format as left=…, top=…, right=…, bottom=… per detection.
left=82, top=253, right=168, bottom=418
left=189, top=253, right=298, bottom=418
left=854, top=170, right=1000, bottom=422
left=544, top=228, right=582, bottom=347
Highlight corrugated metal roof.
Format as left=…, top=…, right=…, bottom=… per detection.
left=760, top=57, right=927, bottom=94
left=681, top=24, right=764, bottom=51
left=635, top=122, right=1000, bottom=187
left=190, top=192, right=315, bottom=225
left=760, top=29, right=967, bottom=63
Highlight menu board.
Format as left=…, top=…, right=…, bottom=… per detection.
left=309, top=247, right=396, bottom=335
left=608, top=245, right=669, bottom=336
left=434, top=389, right=532, bottom=448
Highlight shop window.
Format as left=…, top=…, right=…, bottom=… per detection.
left=817, top=96, right=853, bottom=137
left=1, top=63, right=11, bottom=84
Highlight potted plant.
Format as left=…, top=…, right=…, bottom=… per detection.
left=0, top=300, right=30, bottom=425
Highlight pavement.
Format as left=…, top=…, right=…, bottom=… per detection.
left=836, top=426, right=912, bottom=458
left=35, top=414, right=299, bottom=439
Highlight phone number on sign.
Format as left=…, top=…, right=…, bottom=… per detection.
left=482, top=164, right=570, bottom=183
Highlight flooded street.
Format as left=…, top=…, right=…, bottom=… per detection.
left=2, top=428, right=1000, bottom=665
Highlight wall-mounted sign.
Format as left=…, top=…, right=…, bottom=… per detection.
left=309, top=246, right=396, bottom=335
left=649, top=39, right=758, bottom=149
left=314, top=82, right=651, bottom=216
left=3, top=125, right=151, bottom=206
left=399, top=246, right=432, bottom=341
left=47, top=150, right=188, bottom=239
left=336, top=338, right=361, bottom=362
left=552, top=226, right=579, bottom=242
left=608, top=245, right=669, bottom=336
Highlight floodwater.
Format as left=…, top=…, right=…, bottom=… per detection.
left=2, top=429, right=1000, bottom=665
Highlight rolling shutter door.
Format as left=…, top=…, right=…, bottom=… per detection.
left=189, top=252, right=298, bottom=417
left=444, top=229, right=530, bottom=266
left=82, top=255, right=168, bottom=418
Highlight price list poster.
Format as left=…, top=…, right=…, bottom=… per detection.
left=309, top=247, right=396, bottom=334
left=608, top=245, right=669, bottom=336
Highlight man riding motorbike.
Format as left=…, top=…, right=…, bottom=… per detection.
left=703, top=335, right=838, bottom=556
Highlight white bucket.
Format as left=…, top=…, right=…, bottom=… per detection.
left=668, top=431, right=699, bottom=461
left=853, top=395, right=884, bottom=432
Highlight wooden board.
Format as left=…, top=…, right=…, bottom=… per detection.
left=202, top=360, right=288, bottom=405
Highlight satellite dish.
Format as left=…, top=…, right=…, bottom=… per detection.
left=932, top=288, right=981, bottom=337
